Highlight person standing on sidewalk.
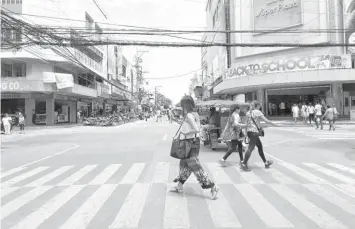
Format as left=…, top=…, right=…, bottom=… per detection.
left=307, top=103, right=315, bottom=124
left=171, top=95, right=219, bottom=200
left=2, top=113, right=12, bottom=135
left=314, top=101, right=323, bottom=130
left=219, top=104, right=246, bottom=167
left=18, top=112, right=25, bottom=134
left=240, top=101, right=276, bottom=172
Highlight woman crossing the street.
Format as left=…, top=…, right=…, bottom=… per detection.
left=240, top=101, right=277, bottom=172
left=170, top=95, right=219, bottom=200
left=219, top=104, right=246, bottom=167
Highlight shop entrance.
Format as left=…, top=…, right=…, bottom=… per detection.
left=266, top=86, right=331, bottom=116
left=55, top=100, right=71, bottom=123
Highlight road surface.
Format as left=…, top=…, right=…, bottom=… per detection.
left=1, top=118, right=355, bottom=229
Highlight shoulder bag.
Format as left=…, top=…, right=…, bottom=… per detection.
left=250, top=111, right=265, bottom=137
left=170, top=114, right=194, bottom=159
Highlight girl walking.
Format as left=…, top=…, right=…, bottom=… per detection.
left=240, top=101, right=277, bottom=172
left=219, top=104, right=246, bottom=167
left=171, top=95, right=219, bottom=200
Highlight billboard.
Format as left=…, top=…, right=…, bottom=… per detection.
left=253, top=0, right=302, bottom=31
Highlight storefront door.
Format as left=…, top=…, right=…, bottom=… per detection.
left=344, top=92, right=351, bottom=116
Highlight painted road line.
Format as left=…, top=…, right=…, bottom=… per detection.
left=1, top=186, right=52, bottom=220
left=206, top=190, right=242, bottom=228
left=235, top=184, right=293, bottom=228
left=1, top=167, right=27, bottom=179
left=255, top=162, right=298, bottom=184
left=0, top=187, right=20, bottom=198
left=16, top=144, right=80, bottom=168
left=207, top=162, right=233, bottom=184
left=57, top=165, right=97, bottom=186
left=270, top=184, right=347, bottom=229
left=233, top=166, right=264, bottom=184
left=10, top=185, right=84, bottom=229
left=276, top=161, right=328, bottom=184
left=119, top=163, right=146, bottom=184
left=89, top=164, right=121, bottom=185
left=303, top=184, right=355, bottom=216
left=163, top=183, right=190, bottom=229
left=303, top=163, right=355, bottom=184
left=60, top=184, right=117, bottom=229
left=25, top=166, right=74, bottom=187
left=152, top=162, right=170, bottom=184
left=318, top=138, right=355, bottom=140
left=109, top=183, right=150, bottom=229
left=1, top=167, right=49, bottom=187
left=336, top=184, right=355, bottom=198
left=327, top=163, right=355, bottom=176
left=163, top=133, right=167, bottom=141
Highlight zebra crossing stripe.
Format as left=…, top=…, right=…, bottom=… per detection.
left=207, top=163, right=233, bottom=184
left=233, top=166, right=264, bottom=184
left=303, top=163, right=355, bottom=184
left=119, top=163, right=145, bottom=184
left=1, top=167, right=49, bottom=187
left=336, top=184, right=355, bottom=198
left=10, top=185, right=84, bottom=229
left=235, top=184, right=293, bottom=228
left=109, top=183, right=151, bottom=229
left=25, top=166, right=74, bottom=187
left=152, top=162, right=170, bottom=184
left=205, top=191, right=242, bottom=228
left=163, top=184, right=190, bottom=229
left=89, top=164, right=121, bottom=185
left=254, top=162, right=298, bottom=184
left=270, top=184, right=348, bottom=229
left=0, top=187, right=20, bottom=198
left=60, top=184, right=117, bottom=229
left=0, top=167, right=27, bottom=179
left=277, top=162, right=328, bottom=184
left=1, top=186, right=52, bottom=220
left=57, top=165, right=97, bottom=186
left=327, top=163, right=355, bottom=176
left=302, top=184, right=355, bottom=216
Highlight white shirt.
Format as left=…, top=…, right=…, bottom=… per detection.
left=315, top=104, right=322, bottom=116
left=307, top=106, right=315, bottom=114
left=280, top=102, right=285, bottom=109
left=2, top=117, right=12, bottom=125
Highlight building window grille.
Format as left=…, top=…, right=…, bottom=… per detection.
left=1, top=62, right=26, bottom=77
left=13, top=63, right=25, bottom=77
left=1, top=63, right=12, bottom=77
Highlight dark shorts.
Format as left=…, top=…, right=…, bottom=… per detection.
left=19, top=124, right=25, bottom=130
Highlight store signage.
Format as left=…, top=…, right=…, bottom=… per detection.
left=55, top=95, right=68, bottom=101
left=55, top=73, right=74, bottom=89
left=253, top=0, right=302, bottom=31
left=227, top=55, right=352, bottom=78
left=1, top=81, right=21, bottom=91
left=112, top=86, right=124, bottom=96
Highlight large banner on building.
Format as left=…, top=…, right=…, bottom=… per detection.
left=344, top=0, right=355, bottom=54
left=253, top=0, right=302, bottom=31
left=227, top=55, right=352, bottom=78
left=55, top=73, right=74, bottom=89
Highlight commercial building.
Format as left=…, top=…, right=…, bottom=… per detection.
left=1, top=0, right=132, bottom=125
left=203, top=0, right=355, bottom=118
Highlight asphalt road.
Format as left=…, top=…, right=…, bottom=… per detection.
left=1, top=118, right=355, bottom=229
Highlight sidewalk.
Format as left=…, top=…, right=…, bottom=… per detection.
left=263, top=120, right=355, bottom=127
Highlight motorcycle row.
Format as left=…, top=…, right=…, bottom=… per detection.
left=82, top=114, right=138, bottom=126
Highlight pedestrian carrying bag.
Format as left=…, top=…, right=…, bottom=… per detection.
left=251, top=113, right=265, bottom=137
left=170, top=116, right=192, bottom=159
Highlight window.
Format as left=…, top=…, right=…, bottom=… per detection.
left=114, top=46, right=118, bottom=57
left=122, top=65, right=126, bottom=77
left=95, top=23, right=102, bottom=41
left=1, top=62, right=26, bottom=77
left=85, top=13, right=94, bottom=30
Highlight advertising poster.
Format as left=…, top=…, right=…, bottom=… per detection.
left=55, top=73, right=74, bottom=89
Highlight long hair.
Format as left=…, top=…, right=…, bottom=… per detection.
left=180, top=95, right=195, bottom=114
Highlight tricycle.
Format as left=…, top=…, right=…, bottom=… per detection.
left=197, top=100, right=250, bottom=150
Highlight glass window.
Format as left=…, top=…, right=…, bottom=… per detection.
left=2, top=0, right=6, bottom=4
left=1, top=63, right=12, bottom=77
left=13, top=63, right=26, bottom=77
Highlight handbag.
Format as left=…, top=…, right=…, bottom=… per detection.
left=170, top=115, right=193, bottom=159
left=250, top=113, right=265, bottom=137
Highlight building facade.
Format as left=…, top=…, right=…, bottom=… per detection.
left=204, top=0, right=355, bottom=117
left=1, top=0, right=132, bottom=125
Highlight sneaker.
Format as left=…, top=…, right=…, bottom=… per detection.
left=240, top=163, right=251, bottom=172
left=219, top=159, right=227, bottom=167
left=210, top=186, right=219, bottom=200
left=169, top=185, right=183, bottom=193
left=265, top=160, right=273, bottom=169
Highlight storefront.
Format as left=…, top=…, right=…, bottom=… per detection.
left=214, top=55, right=355, bottom=117
left=77, top=99, right=92, bottom=118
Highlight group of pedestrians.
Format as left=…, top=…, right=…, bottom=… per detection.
left=292, top=101, right=339, bottom=131
left=170, top=96, right=276, bottom=201
left=1, top=112, right=25, bottom=135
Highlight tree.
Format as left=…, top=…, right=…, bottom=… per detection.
left=134, top=88, right=152, bottom=105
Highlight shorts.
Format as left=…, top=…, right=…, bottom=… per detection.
left=19, top=124, right=25, bottom=130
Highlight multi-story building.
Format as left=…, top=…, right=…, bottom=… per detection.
left=204, top=0, right=355, bottom=118
left=1, top=0, right=131, bottom=125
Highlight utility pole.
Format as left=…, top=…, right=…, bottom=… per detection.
left=155, top=86, right=162, bottom=110
left=134, top=50, right=148, bottom=112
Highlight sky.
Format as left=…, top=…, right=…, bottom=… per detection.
left=100, top=0, right=206, bottom=104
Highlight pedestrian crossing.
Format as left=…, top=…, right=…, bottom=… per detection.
left=274, top=127, right=355, bottom=140
left=1, top=161, right=355, bottom=229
